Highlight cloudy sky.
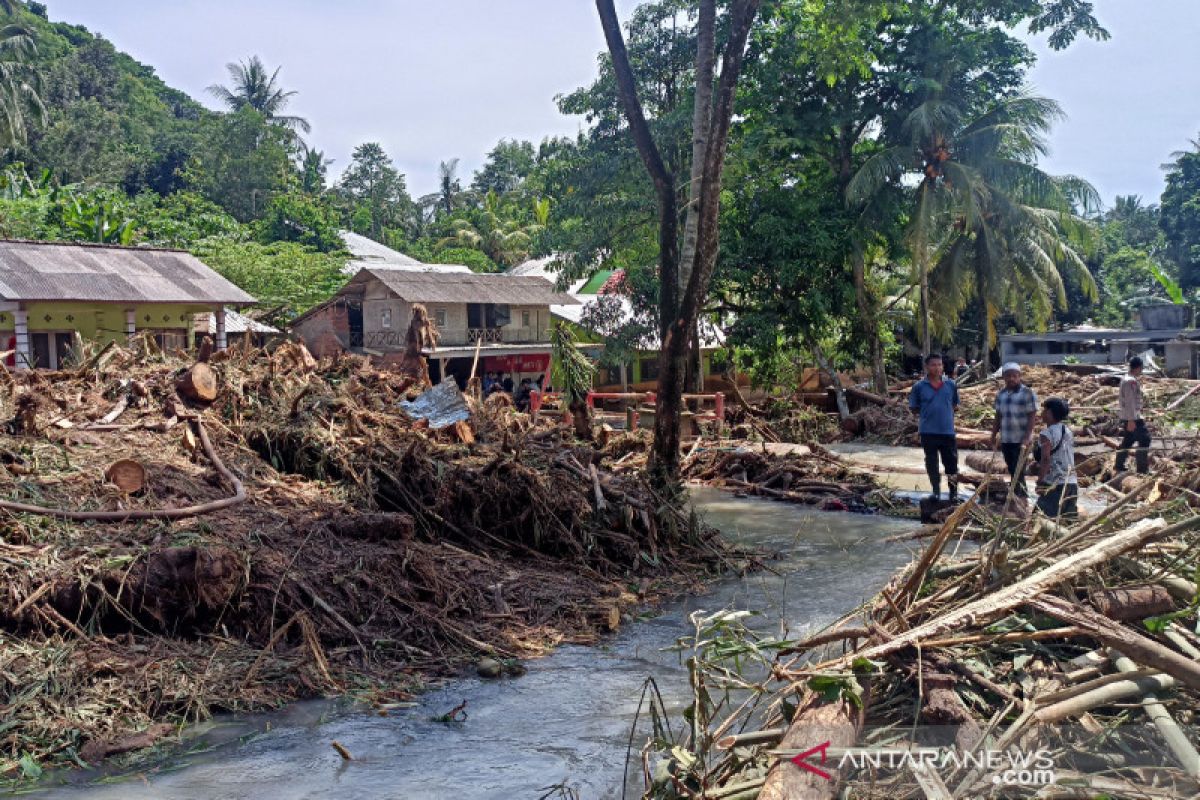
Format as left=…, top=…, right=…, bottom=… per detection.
left=45, top=0, right=1200, bottom=206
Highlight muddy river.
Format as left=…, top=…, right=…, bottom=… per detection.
left=40, top=487, right=926, bottom=800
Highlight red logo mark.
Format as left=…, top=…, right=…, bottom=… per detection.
left=791, top=740, right=832, bottom=780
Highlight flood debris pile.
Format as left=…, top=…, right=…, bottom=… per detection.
left=678, top=445, right=889, bottom=513
left=640, top=481, right=1200, bottom=799
left=0, top=342, right=729, bottom=775
left=833, top=365, right=1200, bottom=456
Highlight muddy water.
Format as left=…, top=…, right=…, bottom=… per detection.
left=44, top=488, right=924, bottom=800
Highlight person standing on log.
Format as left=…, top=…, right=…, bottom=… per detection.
left=1035, top=397, right=1078, bottom=518
left=1115, top=355, right=1151, bottom=474
left=909, top=353, right=960, bottom=501
left=989, top=362, right=1038, bottom=498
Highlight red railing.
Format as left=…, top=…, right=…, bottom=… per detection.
left=529, top=390, right=725, bottom=432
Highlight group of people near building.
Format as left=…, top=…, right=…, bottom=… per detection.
left=482, top=371, right=546, bottom=413
left=909, top=353, right=1152, bottom=519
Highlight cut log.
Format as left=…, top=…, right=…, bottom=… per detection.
left=760, top=694, right=858, bottom=800
left=449, top=419, right=475, bottom=444
left=964, top=452, right=1006, bottom=474
left=1089, top=584, right=1175, bottom=621
left=104, top=459, right=146, bottom=494
left=845, top=386, right=892, bottom=406
left=175, top=362, right=219, bottom=403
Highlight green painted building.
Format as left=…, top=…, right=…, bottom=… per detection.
left=0, top=240, right=255, bottom=369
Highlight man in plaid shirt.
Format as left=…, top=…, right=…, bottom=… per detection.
left=989, top=362, right=1038, bottom=498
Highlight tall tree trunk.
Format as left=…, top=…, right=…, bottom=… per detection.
left=851, top=246, right=887, bottom=392
left=677, top=0, right=715, bottom=303
left=920, top=258, right=931, bottom=357
left=978, top=260, right=992, bottom=374
left=598, top=0, right=760, bottom=484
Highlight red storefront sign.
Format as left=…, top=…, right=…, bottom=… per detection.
left=483, top=353, right=550, bottom=373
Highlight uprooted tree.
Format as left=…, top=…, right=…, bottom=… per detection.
left=595, top=0, right=762, bottom=483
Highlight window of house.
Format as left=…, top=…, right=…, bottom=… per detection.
left=521, top=310, right=531, bottom=327
left=640, top=357, right=660, bottom=381
left=380, top=307, right=393, bottom=329
left=434, top=308, right=447, bottom=327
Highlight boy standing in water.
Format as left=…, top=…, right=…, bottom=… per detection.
left=909, top=353, right=960, bottom=501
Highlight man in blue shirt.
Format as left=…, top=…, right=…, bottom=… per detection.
left=909, top=353, right=960, bottom=500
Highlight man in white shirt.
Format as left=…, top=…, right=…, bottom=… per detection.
left=1114, top=355, right=1151, bottom=474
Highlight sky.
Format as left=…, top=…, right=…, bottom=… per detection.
left=43, top=0, right=1200, bottom=206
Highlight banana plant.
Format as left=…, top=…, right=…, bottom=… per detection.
left=63, top=191, right=136, bottom=245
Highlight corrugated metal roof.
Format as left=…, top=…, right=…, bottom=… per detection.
left=201, top=308, right=280, bottom=334
left=340, top=230, right=422, bottom=265
left=0, top=240, right=255, bottom=304
left=339, top=230, right=472, bottom=275
left=360, top=268, right=580, bottom=306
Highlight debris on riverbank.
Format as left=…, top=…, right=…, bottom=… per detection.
left=0, top=340, right=733, bottom=777
left=637, top=478, right=1200, bottom=799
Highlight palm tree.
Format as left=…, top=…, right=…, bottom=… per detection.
left=0, top=4, right=44, bottom=150
left=300, top=146, right=332, bottom=193
left=207, top=56, right=310, bottom=133
left=438, top=191, right=546, bottom=269
left=419, top=159, right=476, bottom=218
left=850, top=92, right=1097, bottom=363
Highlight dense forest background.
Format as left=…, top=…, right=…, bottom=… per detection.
left=1, top=0, right=1199, bottom=382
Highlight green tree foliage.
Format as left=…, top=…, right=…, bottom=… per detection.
left=207, top=55, right=310, bottom=134
left=256, top=191, right=342, bottom=252
left=61, top=187, right=134, bottom=243
left=192, top=237, right=346, bottom=321
left=438, top=190, right=545, bottom=269
left=188, top=106, right=293, bottom=222
left=472, top=138, right=536, bottom=196
left=1161, top=140, right=1200, bottom=289
left=0, top=5, right=44, bottom=149
left=1089, top=197, right=1173, bottom=326
left=336, top=141, right=413, bottom=241
left=299, top=146, right=331, bottom=193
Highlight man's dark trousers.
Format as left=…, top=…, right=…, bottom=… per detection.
left=921, top=433, right=958, bottom=497
left=1115, top=420, right=1151, bottom=474
left=999, top=442, right=1029, bottom=497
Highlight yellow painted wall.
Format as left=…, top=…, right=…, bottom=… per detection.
left=0, top=302, right=212, bottom=343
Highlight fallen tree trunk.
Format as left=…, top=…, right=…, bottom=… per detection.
left=1029, top=595, right=1200, bottom=692
left=825, top=516, right=1200, bottom=668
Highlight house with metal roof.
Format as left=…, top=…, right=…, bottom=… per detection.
left=291, top=264, right=577, bottom=385
left=0, top=239, right=255, bottom=370
left=508, top=256, right=731, bottom=391
left=339, top=230, right=471, bottom=275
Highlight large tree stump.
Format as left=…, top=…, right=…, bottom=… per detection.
left=175, top=362, right=218, bottom=403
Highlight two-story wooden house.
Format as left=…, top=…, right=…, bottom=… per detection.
left=292, top=265, right=578, bottom=386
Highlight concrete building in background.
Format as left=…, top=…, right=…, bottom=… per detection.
left=998, top=305, right=1200, bottom=377
left=0, top=239, right=254, bottom=369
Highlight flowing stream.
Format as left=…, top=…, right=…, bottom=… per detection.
left=40, top=487, right=926, bottom=800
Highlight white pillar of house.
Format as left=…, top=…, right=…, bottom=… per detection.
left=125, top=308, right=137, bottom=341
left=13, top=307, right=30, bottom=370
left=215, top=307, right=227, bottom=351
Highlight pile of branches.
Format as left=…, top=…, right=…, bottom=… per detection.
left=639, top=479, right=1200, bottom=799
left=681, top=445, right=888, bottom=513
left=0, top=341, right=731, bottom=776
